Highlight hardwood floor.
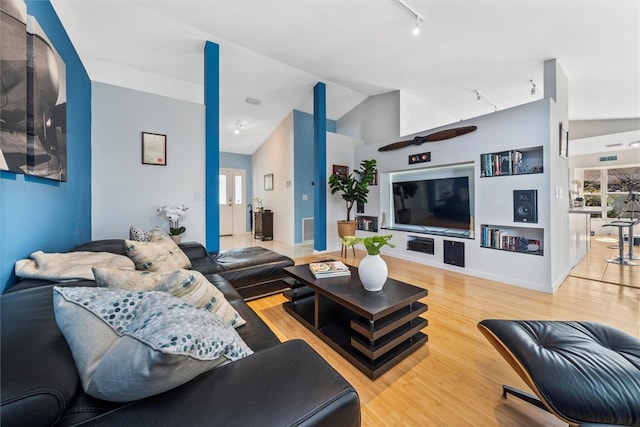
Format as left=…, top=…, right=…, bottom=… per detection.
left=569, top=237, right=640, bottom=289
left=226, top=234, right=640, bottom=426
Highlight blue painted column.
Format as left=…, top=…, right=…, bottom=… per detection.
left=313, top=82, right=327, bottom=251
left=204, top=41, right=220, bottom=252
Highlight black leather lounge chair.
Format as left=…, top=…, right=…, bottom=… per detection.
left=478, top=319, right=640, bottom=427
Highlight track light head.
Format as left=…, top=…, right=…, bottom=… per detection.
left=412, top=16, right=422, bottom=36
left=475, top=90, right=481, bottom=103
left=530, top=80, right=537, bottom=96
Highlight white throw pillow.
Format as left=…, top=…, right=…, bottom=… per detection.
left=124, top=231, right=191, bottom=272
left=53, top=286, right=253, bottom=402
left=93, top=268, right=246, bottom=328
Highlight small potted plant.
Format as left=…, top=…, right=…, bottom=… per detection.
left=157, top=204, right=189, bottom=243
left=342, top=234, right=395, bottom=292
left=328, top=159, right=377, bottom=238
left=574, top=197, right=584, bottom=208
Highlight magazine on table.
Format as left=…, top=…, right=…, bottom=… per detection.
left=308, top=261, right=351, bottom=278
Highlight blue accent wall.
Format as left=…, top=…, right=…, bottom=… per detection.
left=220, top=152, right=253, bottom=232
left=0, top=1, right=91, bottom=292
left=313, top=83, right=327, bottom=251
left=293, top=110, right=335, bottom=243
left=204, top=41, right=220, bottom=252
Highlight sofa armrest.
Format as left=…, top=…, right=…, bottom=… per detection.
left=76, top=340, right=360, bottom=427
left=178, top=241, right=208, bottom=260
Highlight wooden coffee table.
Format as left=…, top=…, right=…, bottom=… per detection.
left=283, top=262, right=428, bottom=379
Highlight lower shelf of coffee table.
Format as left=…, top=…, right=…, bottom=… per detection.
left=283, top=295, right=428, bottom=379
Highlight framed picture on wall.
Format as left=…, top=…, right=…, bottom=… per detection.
left=264, top=173, right=274, bottom=191
left=559, top=123, right=569, bottom=159
left=142, top=132, right=167, bottom=165
left=332, top=164, right=349, bottom=179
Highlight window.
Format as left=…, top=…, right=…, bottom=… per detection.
left=582, top=169, right=602, bottom=217
left=606, top=167, right=640, bottom=219
left=578, top=166, right=640, bottom=219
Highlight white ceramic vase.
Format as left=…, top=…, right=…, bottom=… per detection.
left=170, top=234, right=183, bottom=244
left=358, top=254, right=388, bottom=292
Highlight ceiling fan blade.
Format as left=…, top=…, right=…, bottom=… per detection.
left=378, top=125, right=477, bottom=152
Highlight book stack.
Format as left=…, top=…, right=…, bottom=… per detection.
left=480, top=150, right=524, bottom=177
left=308, top=261, right=351, bottom=278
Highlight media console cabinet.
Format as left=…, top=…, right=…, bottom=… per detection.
left=283, top=263, right=428, bottom=379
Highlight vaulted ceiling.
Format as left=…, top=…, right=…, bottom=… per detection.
left=51, top=0, right=640, bottom=155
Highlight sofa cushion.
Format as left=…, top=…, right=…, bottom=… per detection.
left=0, top=286, right=80, bottom=427
left=53, top=286, right=253, bottom=402
left=124, top=231, right=191, bottom=272
left=94, top=268, right=246, bottom=328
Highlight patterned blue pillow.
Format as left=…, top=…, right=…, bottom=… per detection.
left=53, top=286, right=253, bottom=402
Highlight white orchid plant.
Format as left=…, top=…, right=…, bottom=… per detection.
left=157, top=205, right=189, bottom=235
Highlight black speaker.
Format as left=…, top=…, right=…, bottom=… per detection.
left=513, top=190, right=538, bottom=223
left=443, top=240, right=465, bottom=267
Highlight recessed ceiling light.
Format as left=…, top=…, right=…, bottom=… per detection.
left=245, top=97, right=261, bottom=106
left=234, top=121, right=245, bottom=134
left=629, top=140, right=640, bottom=147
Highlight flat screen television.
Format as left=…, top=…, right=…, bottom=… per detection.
left=392, top=176, right=471, bottom=231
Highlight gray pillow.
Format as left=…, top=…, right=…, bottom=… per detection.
left=53, top=286, right=253, bottom=402
left=93, top=267, right=246, bottom=328
left=129, top=226, right=162, bottom=241
left=124, top=231, right=191, bottom=272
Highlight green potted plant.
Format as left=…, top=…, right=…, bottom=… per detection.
left=342, top=234, right=395, bottom=255
left=328, top=159, right=377, bottom=237
left=342, top=234, right=395, bottom=292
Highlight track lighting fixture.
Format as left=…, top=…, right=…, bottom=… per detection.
left=530, top=80, right=537, bottom=96
left=393, top=0, right=425, bottom=36
left=474, top=90, right=498, bottom=111
left=412, top=16, right=422, bottom=36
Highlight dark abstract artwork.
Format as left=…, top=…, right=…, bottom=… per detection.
left=1, top=0, right=67, bottom=181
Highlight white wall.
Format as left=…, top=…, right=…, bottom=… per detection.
left=337, top=91, right=400, bottom=145
left=399, top=90, right=455, bottom=137
left=252, top=113, right=295, bottom=245
left=537, top=59, right=571, bottom=289
left=354, top=99, right=561, bottom=293
left=325, top=133, right=365, bottom=252
left=91, top=83, right=206, bottom=242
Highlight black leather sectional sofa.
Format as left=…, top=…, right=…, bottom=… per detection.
left=1, top=240, right=361, bottom=426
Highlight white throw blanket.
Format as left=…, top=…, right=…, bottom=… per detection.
left=15, top=251, right=135, bottom=281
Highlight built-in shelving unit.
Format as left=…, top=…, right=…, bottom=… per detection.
left=406, top=236, right=435, bottom=255
left=480, top=224, right=543, bottom=256
left=480, top=146, right=543, bottom=177
left=356, top=215, right=378, bottom=232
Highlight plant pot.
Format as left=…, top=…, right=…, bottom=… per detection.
left=170, top=234, right=184, bottom=244
left=358, top=254, right=388, bottom=292
left=337, top=220, right=357, bottom=238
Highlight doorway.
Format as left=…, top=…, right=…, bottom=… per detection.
left=219, top=168, right=247, bottom=236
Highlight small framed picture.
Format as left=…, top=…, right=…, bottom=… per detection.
left=264, top=173, right=274, bottom=191
left=559, top=123, right=569, bottom=159
left=332, top=164, right=349, bottom=179
left=142, top=132, right=167, bottom=165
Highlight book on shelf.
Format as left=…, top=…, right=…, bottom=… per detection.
left=308, top=261, right=351, bottom=278
left=480, top=150, right=524, bottom=177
